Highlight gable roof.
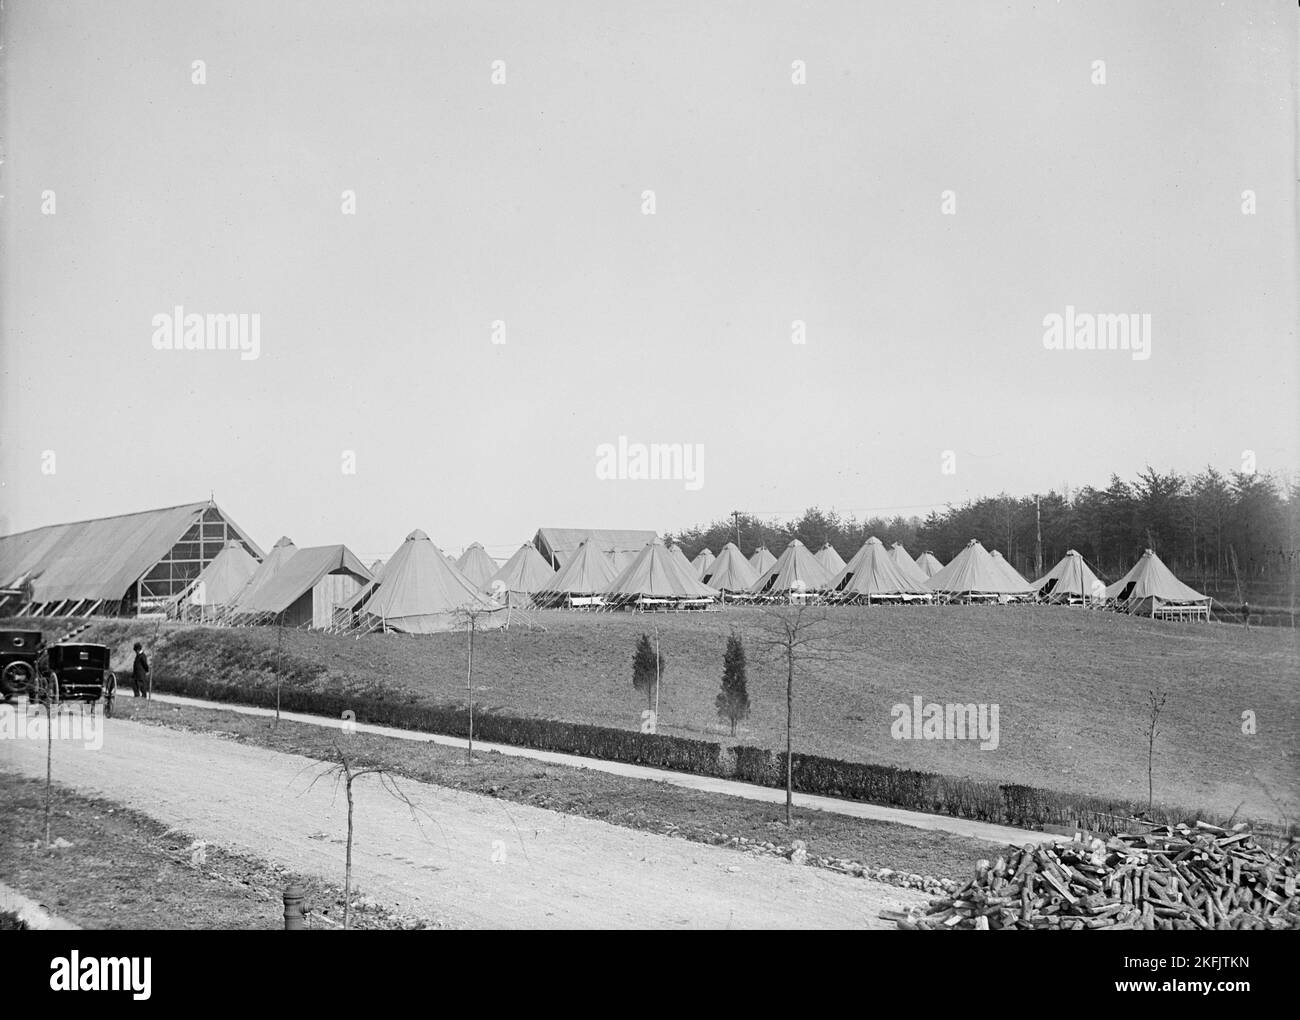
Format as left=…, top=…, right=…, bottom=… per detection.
left=605, top=540, right=718, bottom=599
left=534, top=527, right=660, bottom=569
left=0, top=500, right=262, bottom=603
left=456, top=543, right=499, bottom=589
left=241, top=544, right=372, bottom=614
left=752, top=539, right=831, bottom=594
left=1105, top=549, right=1208, bottom=604
left=488, top=543, right=556, bottom=594
left=926, top=539, right=1033, bottom=595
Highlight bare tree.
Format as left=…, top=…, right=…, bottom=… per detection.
left=309, top=738, right=434, bottom=929
left=1140, top=689, right=1168, bottom=815
left=450, top=604, right=499, bottom=765
left=752, top=603, right=845, bottom=825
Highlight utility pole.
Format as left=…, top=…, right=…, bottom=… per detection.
left=732, top=510, right=741, bottom=548
left=1035, top=495, right=1043, bottom=578
left=465, top=614, right=477, bottom=765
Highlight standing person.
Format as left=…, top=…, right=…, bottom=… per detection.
left=132, top=642, right=150, bottom=698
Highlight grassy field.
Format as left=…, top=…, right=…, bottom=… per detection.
left=8, top=607, right=1297, bottom=825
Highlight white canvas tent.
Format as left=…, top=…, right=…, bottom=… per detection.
left=536, top=538, right=619, bottom=608
left=751, top=539, right=831, bottom=597
left=748, top=546, right=777, bottom=575
left=915, top=551, right=944, bottom=578
left=814, top=542, right=847, bottom=577
left=666, top=543, right=696, bottom=578
left=990, top=550, right=1034, bottom=599
left=700, top=542, right=758, bottom=595
left=456, top=542, right=499, bottom=590
left=228, top=535, right=297, bottom=615
left=925, top=539, right=1034, bottom=601
left=357, top=530, right=501, bottom=633
left=1033, top=550, right=1106, bottom=604
left=827, top=537, right=931, bottom=602
left=888, top=542, right=929, bottom=585
left=604, top=539, right=717, bottom=608
left=690, top=548, right=715, bottom=579
left=1105, top=549, right=1210, bottom=620
left=184, top=540, right=260, bottom=614
left=487, top=543, right=556, bottom=600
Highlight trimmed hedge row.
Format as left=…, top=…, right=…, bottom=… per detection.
left=149, top=665, right=1231, bottom=836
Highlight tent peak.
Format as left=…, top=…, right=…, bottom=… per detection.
left=272, top=536, right=295, bottom=548
left=405, top=529, right=430, bottom=542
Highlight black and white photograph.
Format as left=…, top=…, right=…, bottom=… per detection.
left=0, top=0, right=1296, bottom=979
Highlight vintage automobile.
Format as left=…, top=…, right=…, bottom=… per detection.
left=0, top=629, right=45, bottom=700
left=33, top=643, right=117, bottom=716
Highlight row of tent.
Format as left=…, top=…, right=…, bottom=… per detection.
left=182, top=527, right=1213, bottom=635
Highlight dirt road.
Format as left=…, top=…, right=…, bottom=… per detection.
left=0, top=717, right=930, bottom=929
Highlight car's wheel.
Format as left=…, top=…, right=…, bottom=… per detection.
left=1, top=661, right=34, bottom=699
left=33, top=671, right=59, bottom=706
left=103, top=672, right=117, bottom=718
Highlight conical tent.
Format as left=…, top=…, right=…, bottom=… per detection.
left=700, top=542, right=758, bottom=593
left=814, top=542, right=847, bottom=577
left=915, top=551, right=944, bottom=578
left=889, top=542, right=929, bottom=585
left=690, top=548, right=715, bottom=579
left=748, top=546, right=777, bottom=575
left=605, top=540, right=718, bottom=602
left=1033, top=550, right=1106, bottom=603
left=456, top=542, right=498, bottom=590
left=538, top=539, right=618, bottom=601
left=358, top=530, right=501, bottom=633
left=828, top=537, right=931, bottom=600
left=230, top=535, right=297, bottom=612
left=369, top=559, right=385, bottom=576
left=990, top=550, right=1033, bottom=595
left=751, top=539, right=831, bottom=595
left=667, top=543, right=696, bottom=577
left=925, top=539, right=1034, bottom=599
left=607, top=548, right=637, bottom=573
left=188, top=540, right=259, bottom=607
left=1105, top=549, right=1209, bottom=616
left=488, top=543, right=556, bottom=595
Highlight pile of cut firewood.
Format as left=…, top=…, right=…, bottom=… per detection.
left=883, top=821, right=1298, bottom=930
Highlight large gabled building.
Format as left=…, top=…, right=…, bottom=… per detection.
left=533, top=527, right=659, bottom=571
left=0, top=499, right=262, bottom=617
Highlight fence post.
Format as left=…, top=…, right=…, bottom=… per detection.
left=283, top=884, right=304, bottom=930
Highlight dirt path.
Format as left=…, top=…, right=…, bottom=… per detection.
left=0, top=717, right=930, bottom=929
left=150, top=692, right=1060, bottom=846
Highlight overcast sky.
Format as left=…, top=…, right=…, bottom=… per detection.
left=2, top=0, right=1295, bottom=562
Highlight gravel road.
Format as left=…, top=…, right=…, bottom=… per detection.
left=1, top=716, right=930, bottom=929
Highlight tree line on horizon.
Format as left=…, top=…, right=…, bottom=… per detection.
left=665, top=466, right=1298, bottom=592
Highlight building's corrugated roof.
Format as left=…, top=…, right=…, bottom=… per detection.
left=239, top=544, right=372, bottom=614
left=534, top=527, right=659, bottom=569
left=0, top=501, right=262, bottom=602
